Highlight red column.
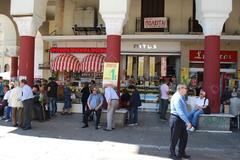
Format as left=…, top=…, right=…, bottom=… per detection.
left=203, top=36, right=220, bottom=113
left=106, top=35, right=121, bottom=92
left=10, top=57, right=18, bottom=79
left=19, top=36, right=35, bottom=87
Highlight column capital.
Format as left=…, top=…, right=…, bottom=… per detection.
left=99, top=0, right=130, bottom=35
left=13, top=16, right=44, bottom=37
left=101, top=14, right=127, bottom=35
left=196, top=0, right=232, bottom=36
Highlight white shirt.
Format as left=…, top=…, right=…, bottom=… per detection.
left=104, top=86, right=119, bottom=102
left=8, top=87, right=23, bottom=108
left=160, top=84, right=169, bottom=100
left=195, top=97, right=209, bottom=109
left=21, top=85, right=34, bottom=101
left=3, top=90, right=11, bottom=100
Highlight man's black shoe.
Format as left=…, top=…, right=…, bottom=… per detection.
left=178, top=154, right=191, bottom=159
left=22, top=127, right=31, bottom=130
left=168, top=154, right=180, bottom=160
left=82, top=124, right=88, bottom=128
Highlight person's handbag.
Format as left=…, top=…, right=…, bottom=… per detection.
left=202, top=98, right=211, bottom=114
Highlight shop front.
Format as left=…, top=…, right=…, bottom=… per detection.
left=120, top=41, right=181, bottom=111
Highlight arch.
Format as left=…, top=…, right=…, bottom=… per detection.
left=4, top=64, right=10, bottom=72
left=0, top=14, right=18, bottom=57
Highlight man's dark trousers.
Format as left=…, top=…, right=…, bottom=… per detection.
left=169, top=114, right=188, bottom=157
left=83, top=109, right=102, bottom=127
left=160, top=99, right=169, bottom=119
left=22, top=98, right=34, bottom=128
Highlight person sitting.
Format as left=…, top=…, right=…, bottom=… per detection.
left=1, top=85, right=12, bottom=122
left=188, top=90, right=209, bottom=131
left=119, top=88, right=130, bottom=108
left=82, top=87, right=103, bottom=129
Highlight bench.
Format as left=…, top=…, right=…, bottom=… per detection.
left=100, top=109, right=128, bottom=127
left=198, top=114, right=234, bottom=131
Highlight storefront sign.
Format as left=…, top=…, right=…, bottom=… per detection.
left=189, top=50, right=238, bottom=63
left=181, top=68, right=189, bottom=84
left=149, top=57, right=155, bottom=77
left=138, top=57, right=144, bottom=77
left=127, top=56, right=133, bottom=76
left=50, top=47, right=106, bottom=53
left=144, top=17, right=168, bottom=29
left=161, top=57, right=167, bottom=77
left=133, top=44, right=157, bottom=50
left=103, top=62, right=119, bottom=88
left=238, top=67, right=240, bottom=80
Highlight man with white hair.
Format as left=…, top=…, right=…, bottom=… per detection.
left=188, top=90, right=209, bottom=132
left=169, top=84, right=191, bottom=160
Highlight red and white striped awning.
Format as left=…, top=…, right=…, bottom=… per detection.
left=81, top=54, right=106, bottom=72
left=51, top=54, right=81, bottom=72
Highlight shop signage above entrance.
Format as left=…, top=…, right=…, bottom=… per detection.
left=50, top=47, right=106, bottom=53
left=189, top=50, right=238, bottom=63
left=144, top=17, right=168, bottom=29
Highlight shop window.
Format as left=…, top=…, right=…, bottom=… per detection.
left=4, top=64, right=9, bottom=72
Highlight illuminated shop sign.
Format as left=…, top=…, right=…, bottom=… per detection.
left=189, top=50, right=237, bottom=63
left=50, top=47, right=107, bottom=53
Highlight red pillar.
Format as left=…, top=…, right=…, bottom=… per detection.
left=10, top=57, right=18, bottom=79
left=19, top=36, right=35, bottom=87
left=203, top=36, right=220, bottom=113
left=106, top=35, right=121, bottom=93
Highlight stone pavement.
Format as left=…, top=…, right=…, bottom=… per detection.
left=0, top=112, right=240, bottom=160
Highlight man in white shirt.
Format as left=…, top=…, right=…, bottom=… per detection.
left=20, top=79, right=34, bottom=130
left=104, top=84, right=119, bottom=131
left=160, top=79, right=170, bottom=120
left=188, top=90, right=209, bottom=131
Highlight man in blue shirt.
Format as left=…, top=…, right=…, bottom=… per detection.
left=82, top=87, right=103, bottom=129
left=20, top=79, right=34, bottom=130
left=169, top=84, right=192, bottom=160
left=0, top=77, right=4, bottom=100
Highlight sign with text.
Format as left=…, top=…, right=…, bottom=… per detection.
left=144, top=17, right=168, bottom=29
left=149, top=57, right=155, bottom=77
left=138, top=57, right=144, bottom=77
left=127, top=56, right=133, bottom=76
left=50, top=47, right=106, bottom=53
left=189, top=50, right=238, bottom=63
left=161, top=57, right=167, bottom=77
left=103, top=62, right=119, bottom=88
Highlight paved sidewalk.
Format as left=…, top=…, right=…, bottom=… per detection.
left=0, top=112, right=240, bottom=160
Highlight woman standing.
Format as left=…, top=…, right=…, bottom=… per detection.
left=8, top=81, right=23, bottom=127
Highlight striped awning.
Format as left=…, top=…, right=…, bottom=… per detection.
left=81, top=54, right=106, bottom=72
left=51, top=54, right=81, bottom=72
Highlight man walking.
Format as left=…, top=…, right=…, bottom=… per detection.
left=169, top=84, right=191, bottom=160
left=20, top=79, right=34, bottom=130
left=160, top=79, right=169, bottom=120
left=104, top=84, right=119, bottom=131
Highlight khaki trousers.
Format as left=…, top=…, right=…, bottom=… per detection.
left=12, top=107, right=23, bottom=127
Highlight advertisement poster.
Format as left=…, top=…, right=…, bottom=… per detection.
left=138, top=57, right=144, bottom=77
left=181, top=68, right=189, bottom=84
left=102, top=62, right=119, bottom=88
left=161, top=57, right=167, bottom=77
left=238, top=67, right=240, bottom=80
left=127, top=56, right=133, bottom=76
left=149, top=57, right=155, bottom=77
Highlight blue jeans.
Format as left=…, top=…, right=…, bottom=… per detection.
left=4, top=106, right=12, bottom=119
left=129, top=107, right=138, bottom=124
left=188, top=109, right=204, bottom=128
left=48, top=97, right=57, bottom=117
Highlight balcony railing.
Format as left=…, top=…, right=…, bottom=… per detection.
left=72, top=24, right=106, bottom=35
